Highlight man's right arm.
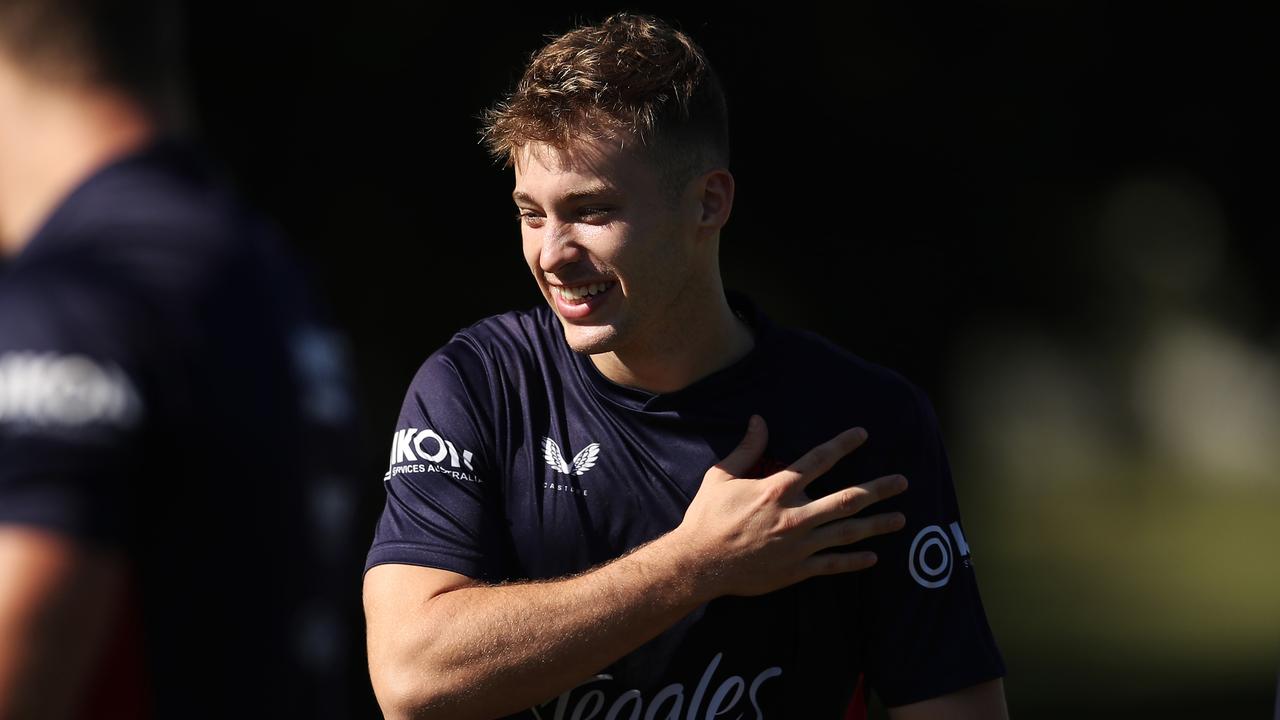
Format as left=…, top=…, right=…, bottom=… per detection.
left=364, top=415, right=909, bottom=720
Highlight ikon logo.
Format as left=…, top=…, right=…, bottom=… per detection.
left=0, top=351, right=141, bottom=428
left=388, top=427, right=474, bottom=470
left=908, top=521, right=972, bottom=589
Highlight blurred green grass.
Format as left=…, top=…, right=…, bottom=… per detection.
left=964, top=472, right=1280, bottom=716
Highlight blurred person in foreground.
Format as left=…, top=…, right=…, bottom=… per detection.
left=363, top=13, right=1007, bottom=720
left=0, top=1, right=361, bottom=717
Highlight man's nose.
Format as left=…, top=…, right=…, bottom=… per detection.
left=539, top=218, right=584, bottom=273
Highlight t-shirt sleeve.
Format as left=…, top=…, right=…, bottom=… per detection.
left=364, top=338, right=507, bottom=581
left=857, top=377, right=1007, bottom=707
left=0, top=277, right=150, bottom=544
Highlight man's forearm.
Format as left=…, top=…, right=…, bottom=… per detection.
left=366, top=528, right=710, bottom=720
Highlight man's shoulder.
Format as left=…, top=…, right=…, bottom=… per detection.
left=437, top=302, right=563, bottom=365
left=758, top=317, right=942, bottom=450
left=0, top=261, right=153, bottom=360
left=408, top=303, right=564, bottom=393
left=769, top=321, right=923, bottom=406
left=457, top=302, right=561, bottom=347
left=21, top=140, right=295, bottom=300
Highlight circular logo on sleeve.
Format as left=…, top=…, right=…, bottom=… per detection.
left=908, top=524, right=953, bottom=589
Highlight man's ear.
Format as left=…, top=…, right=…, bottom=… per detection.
left=696, top=168, right=735, bottom=235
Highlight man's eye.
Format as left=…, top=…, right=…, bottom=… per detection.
left=516, top=211, right=544, bottom=226
left=579, top=207, right=611, bottom=219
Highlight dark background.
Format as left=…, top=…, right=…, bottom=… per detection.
left=183, top=3, right=1279, bottom=717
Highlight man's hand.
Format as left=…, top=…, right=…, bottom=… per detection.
left=674, top=414, right=909, bottom=599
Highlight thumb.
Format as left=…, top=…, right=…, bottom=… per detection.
left=714, top=414, right=769, bottom=478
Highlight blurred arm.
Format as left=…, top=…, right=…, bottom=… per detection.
left=0, top=527, right=123, bottom=720
left=888, top=678, right=1009, bottom=720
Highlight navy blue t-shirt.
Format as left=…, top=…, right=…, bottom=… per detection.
left=367, top=292, right=1006, bottom=717
left=0, top=141, right=361, bottom=719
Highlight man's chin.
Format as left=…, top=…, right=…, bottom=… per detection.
left=559, top=322, right=621, bottom=356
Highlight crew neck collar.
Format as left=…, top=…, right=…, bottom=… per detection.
left=570, top=289, right=777, bottom=413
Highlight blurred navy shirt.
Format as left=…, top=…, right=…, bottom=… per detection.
left=367, top=291, right=1006, bottom=717
left=0, top=141, right=360, bottom=719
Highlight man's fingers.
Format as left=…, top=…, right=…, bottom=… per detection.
left=711, top=414, right=769, bottom=479
left=800, top=550, right=879, bottom=578
left=805, top=511, right=906, bottom=553
left=797, top=473, right=908, bottom=526
left=772, top=426, right=868, bottom=490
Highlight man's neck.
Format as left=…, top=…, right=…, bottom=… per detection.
left=590, top=283, right=756, bottom=395
left=0, top=69, right=155, bottom=257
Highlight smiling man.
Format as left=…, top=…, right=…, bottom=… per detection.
left=511, top=136, right=751, bottom=395
left=363, top=13, right=1007, bottom=720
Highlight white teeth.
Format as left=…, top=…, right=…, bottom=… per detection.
left=555, top=281, right=613, bottom=302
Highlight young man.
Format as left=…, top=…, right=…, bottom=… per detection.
left=364, top=13, right=1007, bottom=720
left=0, top=2, right=360, bottom=717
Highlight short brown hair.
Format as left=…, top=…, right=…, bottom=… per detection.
left=479, top=13, right=730, bottom=198
left=0, top=0, right=183, bottom=117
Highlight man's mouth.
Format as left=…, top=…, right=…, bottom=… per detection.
left=552, top=280, right=617, bottom=305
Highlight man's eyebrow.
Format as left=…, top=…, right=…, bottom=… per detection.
left=512, top=185, right=618, bottom=205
